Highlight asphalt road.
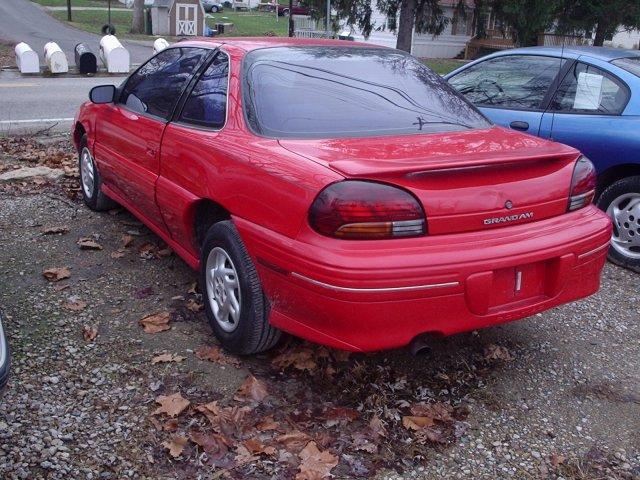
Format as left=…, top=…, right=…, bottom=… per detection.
left=0, top=0, right=153, bottom=64
left=0, top=70, right=125, bottom=134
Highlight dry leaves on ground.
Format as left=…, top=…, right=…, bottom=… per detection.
left=234, top=375, right=268, bottom=403
left=139, top=311, right=171, bottom=334
left=162, top=435, right=188, bottom=458
left=62, top=299, right=87, bottom=312
left=185, top=298, right=203, bottom=312
left=153, top=393, right=191, bottom=418
left=272, top=347, right=317, bottom=372
left=42, top=267, right=71, bottom=282
left=296, top=441, right=339, bottom=480
left=82, top=325, right=98, bottom=342
left=152, top=353, right=186, bottom=364
left=77, top=236, right=103, bottom=250
left=41, top=225, right=69, bottom=235
left=484, top=344, right=514, bottom=362
left=195, top=345, right=241, bottom=368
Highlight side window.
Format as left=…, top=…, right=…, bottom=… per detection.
left=449, top=55, right=565, bottom=110
left=550, top=62, right=629, bottom=115
left=119, top=47, right=207, bottom=119
left=179, top=53, right=229, bottom=128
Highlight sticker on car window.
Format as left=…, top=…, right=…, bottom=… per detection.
left=573, top=72, right=603, bottom=110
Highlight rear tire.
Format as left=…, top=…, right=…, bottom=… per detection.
left=78, top=135, right=117, bottom=211
left=200, top=220, right=281, bottom=354
left=596, top=176, right=640, bottom=272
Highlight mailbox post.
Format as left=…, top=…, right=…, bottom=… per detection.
left=75, top=43, right=97, bottom=75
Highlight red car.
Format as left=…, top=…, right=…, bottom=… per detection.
left=73, top=38, right=611, bottom=354
left=277, top=3, right=310, bottom=16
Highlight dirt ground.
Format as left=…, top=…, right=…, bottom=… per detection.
left=0, top=135, right=638, bottom=479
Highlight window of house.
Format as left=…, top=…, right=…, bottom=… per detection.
left=119, top=47, right=207, bottom=119
left=449, top=55, right=565, bottom=109
left=179, top=53, right=229, bottom=129
left=550, top=62, right=629, bottom=115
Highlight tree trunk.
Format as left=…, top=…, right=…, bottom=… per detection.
left=396, top=0, right=416, bottom=53
left=131, top=0, right=145, bottom=34
left=593, top=21, right=608, bottom=47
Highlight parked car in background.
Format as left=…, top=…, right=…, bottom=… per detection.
left=0, top=311, right=9, bottom=394
left=73, top=38, right=611, bottom=354
left=446, top=47, right=640, bottom=271
left=201, top=0, right=223, bottom=12
left=277, top=3, right=309, bottom=16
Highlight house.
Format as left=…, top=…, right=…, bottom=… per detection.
left=150, top=0, right=205, bottom=36
left=346, top=0, right=474, bottom=59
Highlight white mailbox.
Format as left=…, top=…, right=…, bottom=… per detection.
left=153, top=38, right=170, bottom=55
left=99, top=35, right=130, bottom=73
left=44, top=41, right=69, bottom=74
left=14, top=42, right=40, bottom=74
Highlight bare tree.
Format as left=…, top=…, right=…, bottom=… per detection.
left=131, top=0, right=145, bottom=34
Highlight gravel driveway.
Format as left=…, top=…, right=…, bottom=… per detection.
left=0, top=139, right=638, bottom=479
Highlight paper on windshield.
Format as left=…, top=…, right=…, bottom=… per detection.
left=573, top=72, right=603, bottom=110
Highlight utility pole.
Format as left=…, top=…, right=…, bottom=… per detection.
left=288, top=0, right=294, bottom=37
left=325, top=0, right=330, bottom=35
left=67, top=0, right=72, bottom=21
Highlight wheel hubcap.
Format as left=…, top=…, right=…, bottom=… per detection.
left=205, top=247, right=241, bottom=332
left=80, top=147, right=95, bottom=199
left=606, top=192, right=640, bottom=259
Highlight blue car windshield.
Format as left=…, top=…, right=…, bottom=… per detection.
left=612, top=57, right=640, bottom=78
left=242, top=46, right=490, bottom=139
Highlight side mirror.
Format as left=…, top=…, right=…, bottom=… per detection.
left=89, top=85, right=116, bottom=104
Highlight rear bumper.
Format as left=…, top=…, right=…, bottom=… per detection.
left=235, top=206, right=612, bottom=352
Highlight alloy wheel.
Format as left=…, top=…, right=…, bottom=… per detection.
left=606, top=192, right=640, bottom=259
left=205, top=247, right=241, bottom=332
left=80, top=147, right=95, bottom=199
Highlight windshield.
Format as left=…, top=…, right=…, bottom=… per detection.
left=612, top=57, right=640, bottom=78
left=242, top=46, right=491, bottom=139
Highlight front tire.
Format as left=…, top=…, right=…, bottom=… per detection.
left=596, top=176, right=640, bottom=272
left=200, top=221, right=281, bottom=354
left=78, top=134, right=117, bottom=211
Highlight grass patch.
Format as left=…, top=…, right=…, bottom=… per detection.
left=206, top=11, right=288, bottom=37
left=52, top=9, right=133, bottom=35
left=422, top=59, right=469, bottom=75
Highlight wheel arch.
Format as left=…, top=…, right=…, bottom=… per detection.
left=597, top=163, right=640, bottom=199
left=73, top=122, right=87, bottom=150
left=193, top=198, right=232, bottom=252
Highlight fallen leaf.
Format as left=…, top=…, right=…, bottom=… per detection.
left=157, top=247, right=173, bottom=258
left=276, top=431, right=312, bottom=453
left=152, top=353, right=186, bottom=364
left=153, top=392, right=190, bottom=418
left=187, top=281, right=198, bottom=294
left=185, top=298, right=203, bottom=312
left=82, top=325, right=98, bottom=342
left=139, top=312, right=171, bottom=333
left=163, top=418, right=180, bottom=432
left=409, top=402, right=454, bottom=422
left=351, top=432, right=377, bottom=454
left=162, top=435, right=187, bottom=458
left=484, top=344, right=514, bottom=362
left=368, top=415, right=387, bottom=438
left=121, top=234, right=134, bottom=248
left=235, top=375, right=268, bottom=402
left=402, top=416, right=435, bottom=430
left=256, top=416, right=280, bottom=431
left=296, top=441, right=338, bottom=480
left=41, top=225, right=69, bottom=235
left=323, top=406, right=359, bottom=427
left=551, top=453, right=565, bottom=468
left=195, top=345, right=241, bottom=367
left=235, top=444, right=258, bottom=465
left=244, top=438, right=277, bottom=456
left=77, top=237, right=103, bottom=250
left=111, top=249, right=126, bottom=259
left=62, top=299, right=87, bottom=312
left=43, top=267, right=71, bottom=282
left=415, top=426, right=448, bottom=444
left=272, top=348, right=317, bottom=372
left=195, top=402, right=252, bottom=436
left=189, top=430, right=229, bottom=459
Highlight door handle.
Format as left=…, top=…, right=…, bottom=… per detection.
left=510, top=121, right=529, bottom=131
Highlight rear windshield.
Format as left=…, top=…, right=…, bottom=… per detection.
left=242, top=46, right=491, bottom=139
left=612, top=57, right=640, bottom=78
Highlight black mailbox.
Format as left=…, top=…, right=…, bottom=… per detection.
left=75, top=43, right=97, bottom=75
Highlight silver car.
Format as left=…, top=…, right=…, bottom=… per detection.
left=201, top=0, right=223, bottom=12
left=0, top=311, right=9, bottom=394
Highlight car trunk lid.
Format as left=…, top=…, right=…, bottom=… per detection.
left=279, top=127, right=579, bottom=235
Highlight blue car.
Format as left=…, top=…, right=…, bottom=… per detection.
left=446, top=46, right=640, bottom=271
left=0, top=311, right=8, bottom=394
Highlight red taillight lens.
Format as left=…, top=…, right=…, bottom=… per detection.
left=309, top=181, right=426, bottom=239
left=568, top=156, right=597, bottom=211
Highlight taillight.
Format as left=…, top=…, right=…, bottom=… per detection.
left=309, top=181, right=426, bottom=239
left=568, top=156, right=596, bottom=211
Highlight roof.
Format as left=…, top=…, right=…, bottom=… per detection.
left=178, top=36, right=384, bottom=52
left=152, top=0, right=171, bottom=7
left=501, top=45, right=640, bottom=61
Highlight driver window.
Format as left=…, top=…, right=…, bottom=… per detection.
left=119, top=47, right=207, bottom=119
left=449, top=55, right=565, bottom=110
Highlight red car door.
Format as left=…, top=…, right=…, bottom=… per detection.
left=95, top=47, right=209, bottom=232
